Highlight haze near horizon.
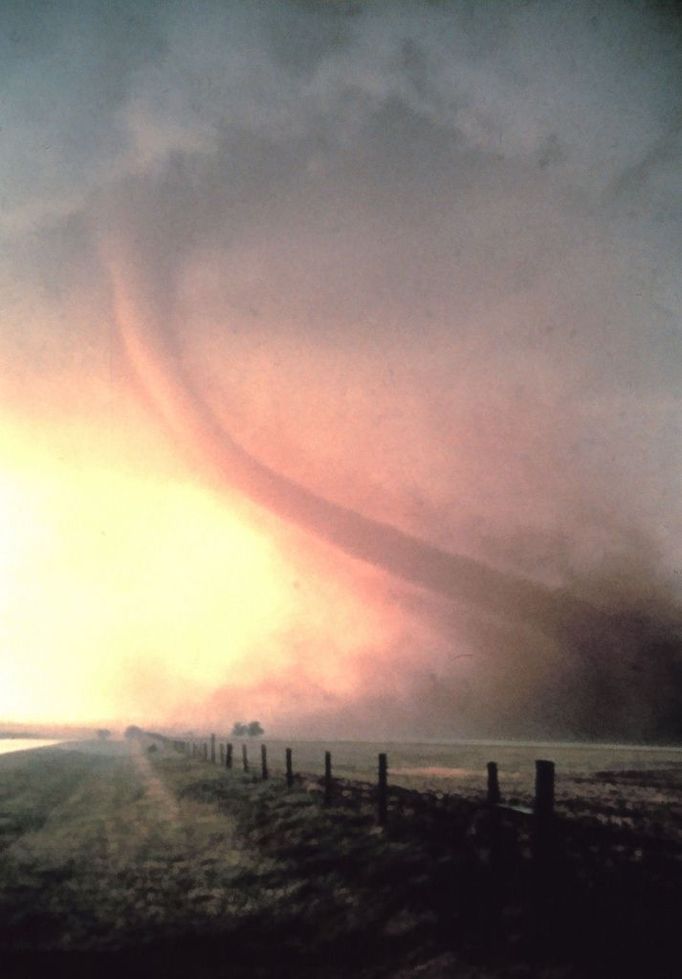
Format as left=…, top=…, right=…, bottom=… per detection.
left=1, top=0, right=681, bottom=741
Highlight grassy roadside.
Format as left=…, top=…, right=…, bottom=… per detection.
left=0, top=742, right=680, bottom=978
left=177, top=755, right=682, bottom=979
left=1, top=744, right=255, bottom=952
left=1, top=743, right=469, bottom=977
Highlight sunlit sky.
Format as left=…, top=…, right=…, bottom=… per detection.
left=1, top=1, right=680, bottom=739
left=0, top=409, right=402, bottom=726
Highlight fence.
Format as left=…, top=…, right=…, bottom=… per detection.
left=147, top=733, right=682, bottom=971
left=170, top=735, right=557, bottom=861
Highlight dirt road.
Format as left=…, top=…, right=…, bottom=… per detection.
left=0, top=740, right=258, bottom=953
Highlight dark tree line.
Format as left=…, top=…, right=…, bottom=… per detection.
left=231, top=721, right=264, bottom=738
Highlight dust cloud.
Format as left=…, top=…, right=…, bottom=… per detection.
left=2, top=1, right=681, bottom=739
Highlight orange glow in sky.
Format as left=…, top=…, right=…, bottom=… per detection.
left=0, top=416, right=396, bottom=728
left=2, top=1, right=680, bottom=745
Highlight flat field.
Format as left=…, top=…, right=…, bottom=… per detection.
left=0, top=738, right=680, bottom=979
left=256, top=736, right=682, bottom=807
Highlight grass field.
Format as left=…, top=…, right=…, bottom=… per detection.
left=247, top=736, right=682, bottom=806
left=0, top=737, right=681, bottom=978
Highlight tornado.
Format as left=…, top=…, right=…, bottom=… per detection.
left=107, top=242, right=602, bottom=640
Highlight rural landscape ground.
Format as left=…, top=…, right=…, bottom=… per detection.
left=0, top=736, right=680, bottom=978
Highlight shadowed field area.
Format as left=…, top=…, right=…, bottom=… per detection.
left=0, top=740, right=681, bottom=978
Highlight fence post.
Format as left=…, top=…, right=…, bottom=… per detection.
left=487, top=761, right=501, bottom=805
left=534, top=760, right=555, bottom=824
left=378, top=753, right=388, bottom=827
left=533, top=759, right=555, bottom=863
left=285, top=747, right=294, bottom=788
left=210, top=733, right=216, bottom=764
left=242, top=743, right=249, bottom=772
left=219, top=743, right=225, bottom=765
left=261, top=744, right=268, bottom=780
left=324, top=751, right=332, bottom=805
left=226, top=742, right=233, bottom=769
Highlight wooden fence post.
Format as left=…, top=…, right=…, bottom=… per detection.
left=261, top=744, right=268, bottom=780
left=242, top=743, right=249, bottom=772
left=324, top=751, right=332, bottom=805
left=487, top=761, right=501, bottom=805
left=226, top=742, right=233, bottom=769
left=533, top=759, right=555, bottom=862
left=285, top=748, right=294, bottom=788
left=534, top=760, right=555, bottom=823
left=378, top=753, right=388, bottom=827
left=210, top=733, right=216, bottom=764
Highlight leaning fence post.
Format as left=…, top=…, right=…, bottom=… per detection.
left=324, top=751, right=333, bottom=805
left=378, top=753, right=388, bottom=827
left=261, top=744, right=268, bottom=780
left=285, top=748, right=294, bottom=788
left=487, top=761, right=501, bottom=805
left=226, top=742, right=233, bottom=769
left=210, top=733, right=216, bottom=764
left=242, top=743, right=249, bottom=772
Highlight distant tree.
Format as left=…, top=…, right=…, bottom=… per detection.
left=247, top=720, right=264, bottom=738
left=124, top=725, right=143, bottom=739
left=231, top=722, right=248, bottom=737
left=96, top=729, right=111, bottom=741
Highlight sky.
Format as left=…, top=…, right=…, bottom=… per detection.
left=1, top=0, right=681, bottom=740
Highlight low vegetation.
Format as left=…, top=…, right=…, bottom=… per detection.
left=0, top=741, right=680, bottom=978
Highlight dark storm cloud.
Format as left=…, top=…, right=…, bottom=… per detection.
left=3, top=0, right=681, bottom=738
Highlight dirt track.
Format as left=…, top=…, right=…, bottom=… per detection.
left=0, top=741, right=259, bottom=954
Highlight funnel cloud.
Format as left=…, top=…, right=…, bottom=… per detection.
left=2, top=0, right=681, bottom=739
